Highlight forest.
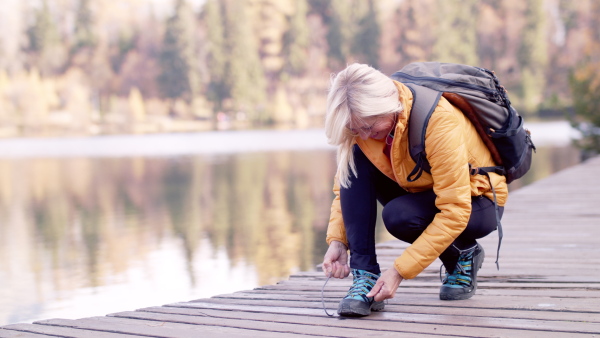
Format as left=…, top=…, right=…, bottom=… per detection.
left=0, top=0, right=598, bottom=137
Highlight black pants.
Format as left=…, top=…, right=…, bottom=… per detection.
left=340, top=145, right=503, bottom=275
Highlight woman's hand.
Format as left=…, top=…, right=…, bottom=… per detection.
left=322, top=241, right=350, bottom=279
left=366, top=268, right=403, bottom=302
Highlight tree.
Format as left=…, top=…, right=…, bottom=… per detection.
left=477, top=1, right=506, bottom=71
left=352, top=0, right=380, bottom=68
left=26, top=0, right=64, bottom=75
left=157, top=0, right=200, bottom=115
left=282, top=0, right=310, bottom=77
left=128, top=87, right=146, bottom=123
left=432, top=0, right=479, bottom=66
left=394, top=0, right=436, bottom=65
left=568, top=1, right=600, bottom=155
left=203, top=0, right=228, bottom=109
left=326, top=0, right=352, bottom=69
left=72, top=0, right=96, bottom=53
left=569, top=61, right=600, bottom=154
left=0, top=70, right=11, bottom=121
left=517, top=0, right=548, bottom=115
left=222, top=0, right=267, bottom=123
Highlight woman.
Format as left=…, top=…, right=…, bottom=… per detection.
left=322, top=63, right=508, bottom=317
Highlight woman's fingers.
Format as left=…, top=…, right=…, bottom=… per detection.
left=329, top=261, right=348, bottom=279
left=366, top=280, right=384, bottom=299
left=374, top=285, right=392, bottom=302
left=322, top=242, right=350, bottom=278
left=333, top=262, right=343, bottom=278
left=322, top=260, right=332, bottom=276
left=366, top=268, right=402, bottom=301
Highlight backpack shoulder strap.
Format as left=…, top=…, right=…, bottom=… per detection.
left=405, top=83, right=442, bottom=182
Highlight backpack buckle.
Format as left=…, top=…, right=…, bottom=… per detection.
left=469, top=166, right=480, bottom=176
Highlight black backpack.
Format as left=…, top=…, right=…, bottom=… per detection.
left=390, top=62, right=536, bottom=268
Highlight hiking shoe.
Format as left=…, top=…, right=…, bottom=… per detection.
left=439, top=243, right=485, bottom=300
left=337, top=269, right=385, bottom=316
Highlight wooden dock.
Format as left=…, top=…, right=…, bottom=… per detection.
left=2, top=156, right=600, bottom=337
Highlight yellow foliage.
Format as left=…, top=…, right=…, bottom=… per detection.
left=0, top=70, right=9, bottom=119
left=0, top=70, right=8, bottom=91
left=128, top=87, right=146, bottom=122
left=271, top=86, right=294, bottom=124
left=190, top=95, right=213, bottom=120
left=573, top=61, right=600, bottom=93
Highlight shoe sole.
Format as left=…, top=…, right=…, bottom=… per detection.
left=337, top=299, right=385, bottom=317
left=439, top=245, right=485, bottom=301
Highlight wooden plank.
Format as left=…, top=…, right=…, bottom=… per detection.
left=288, top=273, right=600, bottom=285
left=0, top=323, right=140, bottom=338
left=218, top=294, right=599, bottom=322
left=275, top=276, right=600, bottom=288
left=36, top=317, right=314, bottom=338
left=185, top=294, right=600, bottom=314
left=110, top=310, right=433, bottom=338
left=150, top=303, right=600, bottom=337
left=260, top=280, right=600, bottom=291
left=218, top=288, right=600, bottom=306
left=234, top=286, right=600, bottom=299
left=0, top=328, right=64, bottom=338
left=207, top=292, right=600, bottom=322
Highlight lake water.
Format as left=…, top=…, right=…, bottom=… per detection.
left=0, top=123, right=584, bottom=325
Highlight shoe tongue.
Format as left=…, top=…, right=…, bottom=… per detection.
left=353, top=269, right=377, bottom=279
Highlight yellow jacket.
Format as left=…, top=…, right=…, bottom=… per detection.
left=326, top=81, right=508, bottom=279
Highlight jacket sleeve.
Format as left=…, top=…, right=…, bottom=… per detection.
left=326, top=175, right=348, bottom=246
left=394, top=106, right=472, bottom=279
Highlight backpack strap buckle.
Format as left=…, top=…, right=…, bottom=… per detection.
left=469, top=164, right=506, bottom=176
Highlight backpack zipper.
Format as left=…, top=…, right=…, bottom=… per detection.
left=392, top=72, right=503, bottom=103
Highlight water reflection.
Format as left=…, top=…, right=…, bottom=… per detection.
left=0, top=144, right=582, bottom=325
left=0, top=151, right=337, bottom=324
left=506, top=145, right=582, bottom=191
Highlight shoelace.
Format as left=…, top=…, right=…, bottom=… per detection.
left=440, top=264, right=468, bottom=285
left=439, top=247, right=474, bottom=285
left=346, top=273, right=376, bottom=300
left=321, top=271, right=388, bottom=316
left=321, top=272, right=335, bottom=317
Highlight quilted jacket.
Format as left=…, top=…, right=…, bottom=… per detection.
left=326, top=81, right=508, bottom=279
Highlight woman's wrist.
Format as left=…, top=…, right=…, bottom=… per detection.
left=330, top=240, right=348, bottom=250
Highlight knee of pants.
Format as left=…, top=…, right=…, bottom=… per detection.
left=382, top=205, right=424, bottom=244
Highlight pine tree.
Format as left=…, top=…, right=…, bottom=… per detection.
left=26, top=0, right=63, bottom=75
left=477, top=0, right=506, bottom=70
left=282, top=0, right=310, bottom=77
left=352, top=0, right=380, bottom=68
left=568, top=1, right=600, bottom=154
left=517, top=0, right=548, bottom=115
left=395, top=0, right=435, bottom=64
left=27, top=1, right=55, bottom=54
left=432, top=0, right=479, bottom=66
left=72, top=0, right=96, bottom=53
left=157, top=0, right=200, bottom=114
left=326, top=0, right=352, bottom=69
left=0, top=70, right=10, bottom=120
left=203, top=0, right=228, bottom=109
left=570, top=63, right=600, bottom=154
left=222, top=0, right=266, bottom=123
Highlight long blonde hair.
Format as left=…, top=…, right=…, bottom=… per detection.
left=325, top=63, right=403, bottom=188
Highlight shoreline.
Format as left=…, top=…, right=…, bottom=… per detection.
left=0, top=121, right=578, bottom=158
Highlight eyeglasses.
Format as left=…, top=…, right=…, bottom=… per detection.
left=347, top=123, right=374, bottom=136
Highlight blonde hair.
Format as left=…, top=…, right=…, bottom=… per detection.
left=325, top=63, right=403, bottom=188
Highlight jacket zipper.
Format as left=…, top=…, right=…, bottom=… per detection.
left=356, top=142, right=398, bottom=184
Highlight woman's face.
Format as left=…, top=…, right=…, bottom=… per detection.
left=348, top=113, right=396, bottom=140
